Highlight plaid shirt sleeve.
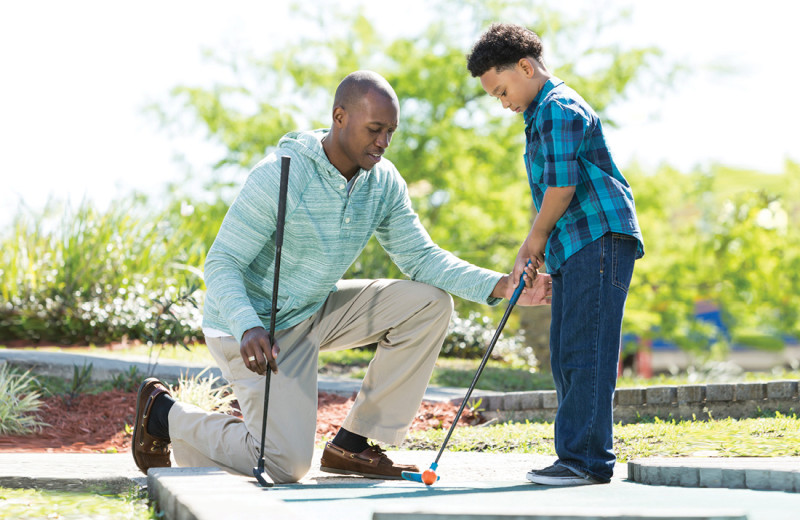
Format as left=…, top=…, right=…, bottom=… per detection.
left=538, top=100, right=588, bottom=187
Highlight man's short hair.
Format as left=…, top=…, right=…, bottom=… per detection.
left=467, top=23, right=544, bottom=77
left=333, top=71, right=396, bottom=111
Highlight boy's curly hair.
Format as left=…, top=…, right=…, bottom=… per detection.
left=467, top=23, right=544, bottom=77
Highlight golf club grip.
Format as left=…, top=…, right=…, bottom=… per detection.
left=268, top=156, right=291, bottom=341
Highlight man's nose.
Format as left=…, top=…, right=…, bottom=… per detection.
left=376, top=131, right=390, bottom=149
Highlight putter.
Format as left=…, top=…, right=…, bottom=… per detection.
left=253, top=155, right=291, bottom=488
left=402, top=266, right=532, bottom=486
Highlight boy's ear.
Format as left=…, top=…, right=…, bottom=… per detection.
left=518, top=58, right=536, bottom=78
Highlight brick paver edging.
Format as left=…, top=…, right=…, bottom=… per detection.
left=468, top=380, right=799, bottom=424
left=628, top=457, right=800, bottom=493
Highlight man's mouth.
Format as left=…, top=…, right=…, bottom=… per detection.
left=367, top=152, right=383, bottom=163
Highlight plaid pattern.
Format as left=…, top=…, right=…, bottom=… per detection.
left=523, top=78, right=644, bottom=272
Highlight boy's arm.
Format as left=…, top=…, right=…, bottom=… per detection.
left=513, top=186, right=575, bottom=282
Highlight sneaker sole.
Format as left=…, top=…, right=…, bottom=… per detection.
left=320, top=465, right=403, bottom=480
left=526, top=473, right=598, bottom=486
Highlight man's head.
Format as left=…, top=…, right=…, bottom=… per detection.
left=467, top=23, right=548, bottom=114
left=325, top=70, right=399, bottom=178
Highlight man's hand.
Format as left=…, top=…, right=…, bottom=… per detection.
left=491, top=269, right=552, bottom=305
left=240, top=327, right=280, bottom=375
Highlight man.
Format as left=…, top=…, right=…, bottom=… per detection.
left=132, top=70, right=551, bottom=484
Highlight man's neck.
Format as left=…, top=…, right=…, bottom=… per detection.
left=321, top=133, right=358, bottom=180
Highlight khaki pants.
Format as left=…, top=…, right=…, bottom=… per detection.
left=168, top=279, right=453, bottom=483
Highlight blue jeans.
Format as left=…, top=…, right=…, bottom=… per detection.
left=549, top=232, right=637, bottom=482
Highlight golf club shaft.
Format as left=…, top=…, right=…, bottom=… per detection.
left=257, top=155, right=291, bottom=463
left=432, top=274, right=526, bottom=466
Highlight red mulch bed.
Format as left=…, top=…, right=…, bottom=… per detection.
left=0, top=390, right=479, bottom=453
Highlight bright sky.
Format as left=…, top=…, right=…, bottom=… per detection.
left=1, top=1, right=798, bottom=226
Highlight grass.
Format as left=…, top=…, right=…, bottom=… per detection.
left=402, top=411, right=800, bottom=462
left=0, top=486, right=155, bottom=519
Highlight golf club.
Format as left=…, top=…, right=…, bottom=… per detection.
left=253, top=155, right=291, bottom=488
left=402, top=266, right=532, bottom=486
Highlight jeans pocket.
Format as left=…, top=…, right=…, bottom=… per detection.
left=611, top=233, right=636, bottom=292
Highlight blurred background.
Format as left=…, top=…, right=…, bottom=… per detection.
left=2, top=0, right=799, bottom=379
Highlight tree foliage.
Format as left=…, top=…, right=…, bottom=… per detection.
left=157, top=0, right=669, bottom=320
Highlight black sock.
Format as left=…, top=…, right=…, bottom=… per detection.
left=332, top=427, right=369, bottom=453
left=146, top=393, right=175, bottom=441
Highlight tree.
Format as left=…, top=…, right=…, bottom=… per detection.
left=154, top=0, right=674, bottom=371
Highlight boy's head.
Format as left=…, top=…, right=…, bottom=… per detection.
left=467, top=23, right=548, bottom=114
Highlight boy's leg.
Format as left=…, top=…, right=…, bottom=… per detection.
left=314, top=279, right=453, bottom=445
left=548, top=233, right=636, bottom=482
left=169, top=318, right=320, bottom=484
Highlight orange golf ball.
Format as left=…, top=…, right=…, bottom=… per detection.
left=421, top=469, right=437, bottom=485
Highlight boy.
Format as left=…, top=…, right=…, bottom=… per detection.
left=467, top=23, right=644, bottom=486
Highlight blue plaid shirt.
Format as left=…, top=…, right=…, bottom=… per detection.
left=523, top=77, right=644, bottom=272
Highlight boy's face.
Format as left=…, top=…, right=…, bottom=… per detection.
left=479, top=59, right=539, bottom=114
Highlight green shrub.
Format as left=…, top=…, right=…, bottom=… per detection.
left=0, top=363, right=47, bottom=435
left=442, top=311, right=534, bottom=367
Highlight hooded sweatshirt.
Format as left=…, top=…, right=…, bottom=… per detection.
left=202, top=129, right=503, bottom=343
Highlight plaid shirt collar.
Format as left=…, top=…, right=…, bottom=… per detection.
left=523, top=76, right=565, bottom=129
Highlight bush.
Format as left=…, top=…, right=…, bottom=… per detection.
left=442, top=311, right=536, bottom=368
left=0, top=363, right=47, bottom=435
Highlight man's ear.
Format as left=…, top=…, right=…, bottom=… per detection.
left=332, top=106, right=347, bottom=128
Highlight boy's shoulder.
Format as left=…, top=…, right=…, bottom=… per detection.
left=533, top=78, right=597, bottom=123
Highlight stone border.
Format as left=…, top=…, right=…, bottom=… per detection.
left=467, top=381, right=799, bottom=424
left=628, top=457, right=800, bottom=493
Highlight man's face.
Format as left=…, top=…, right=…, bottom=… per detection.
left=336, top=89, right=399, bottom=173
left=479, top=61, right=536, bottom=114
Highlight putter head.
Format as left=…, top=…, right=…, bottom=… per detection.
left=402, top=463, right=440, bottom=485
left=252, top=461, right=274, bottom=488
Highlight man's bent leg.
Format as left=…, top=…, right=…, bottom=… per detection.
left=314, top=279, right=453, bottom=445
left=170, top=326, right=318, bottom=483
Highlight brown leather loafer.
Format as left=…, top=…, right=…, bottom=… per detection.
left=319, top=441, right=419, bottom=480
left=132, top=377, right=171, bottom=474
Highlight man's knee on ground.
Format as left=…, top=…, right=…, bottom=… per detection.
left=263, top=445, right=314, bottom=484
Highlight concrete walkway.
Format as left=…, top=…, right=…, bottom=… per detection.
left=2, top=451, right=800, bottom=519
left=2, top=348, right=800, bottom=519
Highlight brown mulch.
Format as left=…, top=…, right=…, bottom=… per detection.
left=0, top=390, right=480, bottom=453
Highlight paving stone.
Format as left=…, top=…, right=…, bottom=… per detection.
left=503, top=392, right=527, bottom=411
left=698, top=467, right=723, bottom=488
left=645, top=386, right=677, bottom=405
left=541, top=391, right=559, bottom=409
left=519, top=391, right=543, bottom=410
left=616, top=388, right=645, bottom=406
left=766, top=380, right=798, bottom=399
left=734, top=382, right=765, bottom=401
left=705, top=384, right=735, bottom=402
left=720, top=468, right=746, bottom=489
left=677, top=385, right=706, bottom=404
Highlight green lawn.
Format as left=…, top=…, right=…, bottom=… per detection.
left=0, top=486, right=155, bottom=520
left=402, top=412, right=800, bottom=462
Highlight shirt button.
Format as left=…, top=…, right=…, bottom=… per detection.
left=339, top=184, right=345, bottom=190
left=345, top=217, right=351, bottom=224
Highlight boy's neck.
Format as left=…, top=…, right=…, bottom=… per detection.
left=530, top=59, right=552, bottom=97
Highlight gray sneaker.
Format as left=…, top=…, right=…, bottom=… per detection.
left=526, top=464, right=604, bottom=486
